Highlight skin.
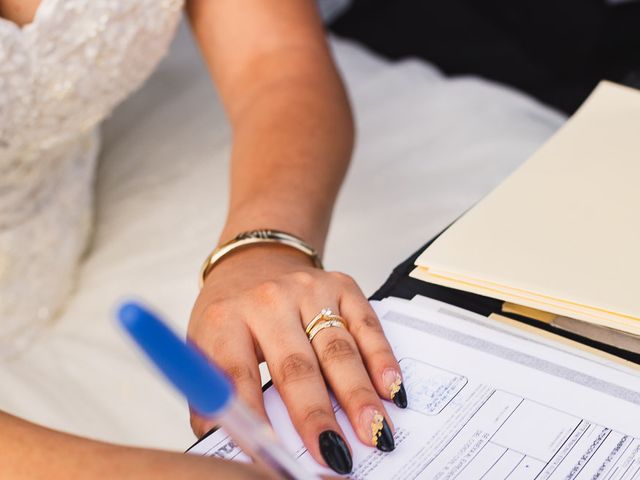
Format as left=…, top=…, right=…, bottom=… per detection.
left=0, top=411, right=273, bottom=479
left=0, top=0, right=404, bottom=476
left=187, top=0, right=403, bottom=467
left=0, top=0, right=38, bottom=26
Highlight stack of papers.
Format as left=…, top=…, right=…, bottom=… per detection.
left=189, top=296, right=640, bottom=479
left=412, top=81, right=640, bottom=338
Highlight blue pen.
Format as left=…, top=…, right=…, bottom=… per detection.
left=117, top=301, right=319, bottom=480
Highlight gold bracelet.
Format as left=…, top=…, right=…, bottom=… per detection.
left=199, top=229, right=323, bottom=288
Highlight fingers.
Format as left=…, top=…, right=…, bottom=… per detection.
left=249, top=297, right=353, bottom=475
left=188, top=309, right=266, bottom=438
left=336, top=274, right=407, bottom=409
left=189, top=268, right=400, bottom=477
left=303, top=302, right=396, bottom=453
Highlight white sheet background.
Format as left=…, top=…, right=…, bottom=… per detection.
left=0, top=22, right=564, bottom=450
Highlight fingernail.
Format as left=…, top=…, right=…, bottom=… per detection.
left=383, top=369, right=407, bottom=409
left=362, top=407, right=395, bottom=452
left=319, top=430, right=352, bottom=474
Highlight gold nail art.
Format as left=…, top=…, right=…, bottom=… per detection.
left=370, top=412, right=384, bottom=445
left=389, top=373, right=402, bottom=400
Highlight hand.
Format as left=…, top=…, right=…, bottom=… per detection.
left=188, top=244, right=407, bottom=475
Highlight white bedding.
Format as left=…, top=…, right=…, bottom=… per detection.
left=0, top=23, right=564, bottom=451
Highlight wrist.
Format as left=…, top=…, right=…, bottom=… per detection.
left=221, top=205, right=330, bottom=254
left=201, top=242, right=315, bottom=290
left=201, top=229, right=323, bottom=288
left=217, top=241, right=314, bottom=269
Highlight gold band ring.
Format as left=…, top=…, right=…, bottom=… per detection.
left=304, top=307, right=346, bottom=335
left=307, top=318, right=347, bottom=342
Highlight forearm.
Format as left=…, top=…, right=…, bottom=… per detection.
left=187, top=0, right=354, bottom=252
left=0, top=412, right=266, bottom=479
left=222, top=62, right=354, bottom=252
left=1, top=411, right=167, bottom=478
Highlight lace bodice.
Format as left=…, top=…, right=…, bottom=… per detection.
left=0, top=0, right=183, bottom=355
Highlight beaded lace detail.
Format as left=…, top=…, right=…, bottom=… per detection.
left=0, top=0, right=183, bottom=355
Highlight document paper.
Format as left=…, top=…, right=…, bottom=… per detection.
left=412, top=81, right=640, bottom=334
left=189, top=298, right=640, bottom=479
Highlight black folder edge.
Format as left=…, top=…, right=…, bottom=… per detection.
left=188, top=230, right=640, bottom=452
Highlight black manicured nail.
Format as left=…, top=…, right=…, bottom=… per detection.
left=392, top=382, right=408, bottom=409
left=371, top=414, right=395, bottom=452
left=376, top=417, right=395, bottom=452
left=384, top=370, right=407, bottom=409
left=319, top=430, right=353, bottom=474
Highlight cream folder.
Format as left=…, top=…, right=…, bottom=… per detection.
left=412, top=81, right=640, bottom=335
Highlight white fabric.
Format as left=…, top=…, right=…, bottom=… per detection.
left=0, top=0, right=183, bottom=353
left=0, top=22, right=565, bottom=451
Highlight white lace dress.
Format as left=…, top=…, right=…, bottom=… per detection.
left=0, top=0, right=183, bottom=356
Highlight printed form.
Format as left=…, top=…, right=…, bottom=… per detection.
left=189, top=297, right=640, bottom=479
